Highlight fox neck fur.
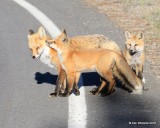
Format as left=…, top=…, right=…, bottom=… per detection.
left=39, top=46, right=57, bottom=70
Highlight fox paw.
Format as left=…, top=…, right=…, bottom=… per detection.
left=49, top=92, right=59, bottom=97
left=101, top=89, right=115, bottom=97
left=60, top=92, right=71, bottom=97
left=75, top=90, right=80, bottom=96
left=89, top=88, right=98, bottom=95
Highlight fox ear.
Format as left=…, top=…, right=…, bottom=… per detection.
left=62, top=29, right=67, bottom=35
left=125, top=31, right=131, bottom=40
left=38, top=26, right=46, bottom=38
left=28, top=29, right=34, bottom=38
left=137, top=30, right=144, bottom=40
left=61, top=29, right=68, bottom=43
left=28, top=29, right=34, bottom=35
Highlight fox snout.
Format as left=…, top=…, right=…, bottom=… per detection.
left=32, top=54, right=40, bottom=59
left=129, top=49, right=136, bottom=55
left=32, top=56, right=36, bottom=59
left=129, top=49, right=134, bottom=53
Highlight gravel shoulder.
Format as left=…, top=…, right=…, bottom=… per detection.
left=84, top=0, right=160, bottom=79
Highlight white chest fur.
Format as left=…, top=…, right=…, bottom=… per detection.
left=39, top=46, right=57, bottom=69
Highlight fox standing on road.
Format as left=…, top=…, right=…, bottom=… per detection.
left=123, top=31, right=145, bottom=83
left=28, top=27, right=122, bottom=96
left=46, top=30, right=143, bottom=97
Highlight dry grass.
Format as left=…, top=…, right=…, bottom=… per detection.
left=84, top=0, right=160, bottom=77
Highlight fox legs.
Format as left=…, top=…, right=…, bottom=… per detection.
left=61, top=71, right=75, bottom=97
left=49, top=69, right=81, bottom=97
left=90, top=70, right=116, bottom=96
left=74, top=72, right=81, bottom=96
left=49, top=69, right=66, bottom=97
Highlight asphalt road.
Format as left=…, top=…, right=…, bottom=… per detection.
left=0, top=0, right=160, bottom=128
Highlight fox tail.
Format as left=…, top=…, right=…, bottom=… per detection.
left=113, top=54, right=143, bottom=94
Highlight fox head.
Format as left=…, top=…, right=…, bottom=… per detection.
left=46, top=29, right=68, bottom=52
left=28, top=26, right=48, bottom=59
left=125, top=31, right=144, bottom=55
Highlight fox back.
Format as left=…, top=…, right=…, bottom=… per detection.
left=70, top=35, right=122, bottom=54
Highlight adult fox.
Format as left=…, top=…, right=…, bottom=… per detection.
left=46, top=30, right=143, bottom=97
left=28, top=27, right=122, bottom=96
left=123, top=31, right=145, bottom=83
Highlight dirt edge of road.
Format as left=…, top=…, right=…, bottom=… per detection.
left=84, top=0, right=160, bottom=79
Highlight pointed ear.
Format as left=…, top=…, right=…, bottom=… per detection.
left=137, top=30, right=144, bottom=40
left=62, top=29, right=67, bottom=35
left=28, top=29, right=34, bottom=38
left=28, top=29, right=34, bottom=35
left=61, top=29, right=68, bottom=43
left=38, top=26, right=46, bottom=38
left=125, top=31, right=132, bottom=40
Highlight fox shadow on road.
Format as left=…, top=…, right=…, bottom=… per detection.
left=34, top=72, right=159, bottom=127
left=34, top=72, right=102, bottom=87
left=34, top=72, right=126, bottom=92
left=34, top=72, right=58, bottom=85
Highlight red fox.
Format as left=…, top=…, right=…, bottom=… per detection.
left=123, top=31, right=145, bottom=83
left=46, top=30, right=143, bottom=97
left=28, top=27, right=122, bottom=96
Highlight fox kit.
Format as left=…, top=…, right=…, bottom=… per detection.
left=46, top=30, right=143, bottom=97
left=123, top=31, right=145, bottom=83
left=28, top=27, right=122, bottom=96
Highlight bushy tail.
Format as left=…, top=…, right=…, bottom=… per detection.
left=113, top=54, right=143, bottom=94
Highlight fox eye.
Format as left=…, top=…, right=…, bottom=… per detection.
left=135, top=44, right=138, bottom=46
left=129, top=44, right=131, bottom=46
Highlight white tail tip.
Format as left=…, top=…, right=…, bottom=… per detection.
left=131, top=90, right=142, bottom=95
left=132, top=85, right=143, bottom=95
left=142, top=77, right=146, bottom=83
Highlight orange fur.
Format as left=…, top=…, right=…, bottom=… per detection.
left=47, top=30, right=143, bottom=96
left=123, top=31, right=145, bottom=83
left=28, top=27, right=122, bottom=96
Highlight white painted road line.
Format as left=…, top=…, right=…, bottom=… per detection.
left=68, top=87, right=87, bottom=128
left=13, top=0, right=61, bottom=38
left=12, top=0, right=87, bottom=128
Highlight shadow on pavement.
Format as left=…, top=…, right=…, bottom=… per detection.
left=34, top=72, right=102, bottom=87
left=34, top=73, right=159, bottom=128
left=34, top=72, right=126, bottom=92
left=34, top=72, right=58, bottom=85
left=79, top=72, right=101, bottom=87
left=86, top=89, right=159, bottom=128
